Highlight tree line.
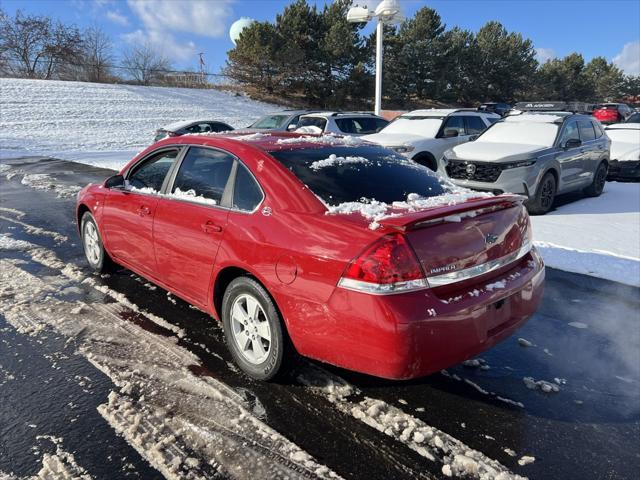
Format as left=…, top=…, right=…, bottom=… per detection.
left=226, top=0, right=639, bottom=109
left=1, top=4, right=638, bottom=108
left=0, top=9, right=203, bottom=87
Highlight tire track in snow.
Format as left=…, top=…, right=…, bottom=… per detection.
left=0, top=254, right=342, bottom=480
left=298, top=365, right=526, bottom=480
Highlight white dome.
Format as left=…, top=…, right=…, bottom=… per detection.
left=229, top=17, right=255, bottom=45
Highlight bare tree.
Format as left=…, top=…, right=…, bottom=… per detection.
left=82, top=25, right=114, bottom=82
left=122, top=43, right=171, bottom=85
left=0, top=9, right=83, bottom=79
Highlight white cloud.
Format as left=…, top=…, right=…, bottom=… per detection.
left=122, top=29, right=197, bottom=62
left=535, top=47, right=556, bottom=64
left=127, top=0, right=234, bottom=38
left=613, top=40, right=640, bottom=75
left=106, top=10, right=129, bottom=27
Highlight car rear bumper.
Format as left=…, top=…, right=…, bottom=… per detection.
left=607, top=160, right=640, bottom=181
left=294, top=249, right=545, bottom=380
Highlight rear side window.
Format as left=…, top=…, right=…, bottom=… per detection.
left=172, top=147, right=234, bottom=204
left=465, top=116, right=486, bottom=134
left=335, top=117, right=386, bottom=134
left=210, top=122, right=231, bottom=133
left=233, top=163, right=263, bottom=211
left=578, top=121, right=596, bottom=141
left=128, top=150, right=178, bottom=192
left=593, top=121, right=604, bottom=138
left=270, top=145, right=447, bottom=205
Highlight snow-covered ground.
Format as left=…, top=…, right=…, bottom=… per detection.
left=1, top=77, right=639, bottom=286
left=0, top=78, right=279, bottom=170
left=531, top=182, right=640, bottom=287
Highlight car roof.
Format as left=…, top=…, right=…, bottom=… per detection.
left=162, top=119, right=229, bottom=131
left=503, top=113, right=566, bottom=123
left=300, top=111, right=381, bottom=118
left=263, top=109, right=319, bottom=116
left=402, top=108, right=496, bottom=117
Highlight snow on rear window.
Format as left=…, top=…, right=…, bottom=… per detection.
left=478, top=121, right=559, bottom=147
left=310, top=154, right=370, bottom=171
left=270, top=145, right=491, bottom=229
left=276, top=134, right=364, bottom=146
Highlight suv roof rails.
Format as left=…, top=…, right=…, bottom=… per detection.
left=329, top=111, right=377, bottom=117
left=514, top=101, right=595, bottom=114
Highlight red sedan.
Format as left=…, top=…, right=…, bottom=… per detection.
left=76, top=133, right=545, bottom=380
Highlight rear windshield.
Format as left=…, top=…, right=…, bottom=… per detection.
left=249, top=114, right=289, bottom=129
left=269, top=145, right=448, bottom=205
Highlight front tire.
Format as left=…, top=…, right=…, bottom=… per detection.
left=527, top=172, right=556, bottom=215
left=222, top=277, right=286, bottom=381
left=81, top=212, right=115, bottom=273
left=584, top=161, right=607, bottom=197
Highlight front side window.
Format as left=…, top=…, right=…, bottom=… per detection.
left=297, top=116, right=328, bottom=130
left=578, top=121, right=596, bottom=141
left=558, top=121, right=580, bottom=146
left=441, top=116, right=466, bottom=136
left=465, top=116, right=487, bottom=135
left=171, top=147, right=234, bottom=205
left=233, top=163, right=263, bottom=211
left=127, top=150, right=178, bottom=192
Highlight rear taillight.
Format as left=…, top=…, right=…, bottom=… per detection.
left=338, top=233, right=428, bottom=294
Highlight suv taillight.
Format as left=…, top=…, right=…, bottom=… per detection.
left=338, top=233, right=428, bottom=294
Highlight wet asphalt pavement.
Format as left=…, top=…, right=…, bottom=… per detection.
left=1, top=157, right=639, bottom=480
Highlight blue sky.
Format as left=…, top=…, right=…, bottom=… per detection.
left=3, top=0, right=639, bottom=76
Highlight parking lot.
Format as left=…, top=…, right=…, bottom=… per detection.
left=1, top=157, right=638, bottom=480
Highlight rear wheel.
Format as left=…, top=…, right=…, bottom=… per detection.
left=81, top=212, right=115, bottom=273
left=222, top=277, right=286, bottom=381
left=527, top=172, right=556, bottom=215
left=584, top=162, right=607, bottom=197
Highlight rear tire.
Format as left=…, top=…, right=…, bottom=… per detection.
left=584, top=162, right=607, bottom=197
left=222, top=277, right=286, bottom=381
left=527, top=172, right=556, bottom=215
left=81, top=212, right=115, bottom=273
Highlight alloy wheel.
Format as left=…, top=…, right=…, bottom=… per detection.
left=540, top=178, right=555, bottom=209
left=230, top=293, right=272, bottom=365
left=83, top=221, right=101, bottom=266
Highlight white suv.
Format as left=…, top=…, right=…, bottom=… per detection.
left=362, top=109, right=500, bottom=171
left=296, top=112, right=389, bottom=136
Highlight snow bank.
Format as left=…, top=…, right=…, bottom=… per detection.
left=0, top=78, right=279, bottom=170
left=531, top=182, right=640, bottom=286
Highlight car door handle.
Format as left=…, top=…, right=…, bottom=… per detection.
left=201, top=221, right=222, bottom=233
left=137, top=205, right=152, bottom=217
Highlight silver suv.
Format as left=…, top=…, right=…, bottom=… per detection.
left=296, top=112, right=389, bottom=136
left=441, top=104, right=610, bottom=214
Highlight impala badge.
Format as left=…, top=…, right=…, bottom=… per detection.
left=261, top=206, right=272, bottom=216
left=485, top=234, right=499, bottom=245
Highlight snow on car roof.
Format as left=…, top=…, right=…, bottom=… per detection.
left=162, top=119, right=220, bottom=131
left=300, top=112, right=380, bottom=118
left=503, top=114, right=564, bottom=123
left=404, top=109, right=458, bottom=117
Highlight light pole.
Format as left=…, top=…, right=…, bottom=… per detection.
left=347, top=0, right=403, bottom=115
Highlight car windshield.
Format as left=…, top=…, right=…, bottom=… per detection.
left=249, top=114, right=289, bottom=129
left=270, top=145, right=448, bottom=205
left=380, top=117, right=443, bottom=137
left=477, top=121, right=559, bottom=146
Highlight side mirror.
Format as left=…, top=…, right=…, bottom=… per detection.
left=286, top=124, right=298, bottom=131
left=105, top=174, right=125, bottom=189
left=564, top=138, right=581, bottom=149
left=442, top=128, right=459, bottom=138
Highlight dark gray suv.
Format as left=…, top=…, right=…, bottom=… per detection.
left=442, top=105, right=610, bottom=214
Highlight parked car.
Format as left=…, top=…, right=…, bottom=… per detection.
left=478, top=102, right=511, bottom=117
left=245, top=110, right=319, bottom=132
left=592, top=103, right=634, bottom=124
left=362, top=109, right=500, bottom=171
left=442, top=104, right=610, bottom=214
left=76, top=133, right=544, bottom=381
left=626, top=112, right=640, bottom=123
left=154, top=120, right=234, bottom=142
left=605, top=123, right=640, bottom=181
left=296, top=112, right=389, bottom=136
